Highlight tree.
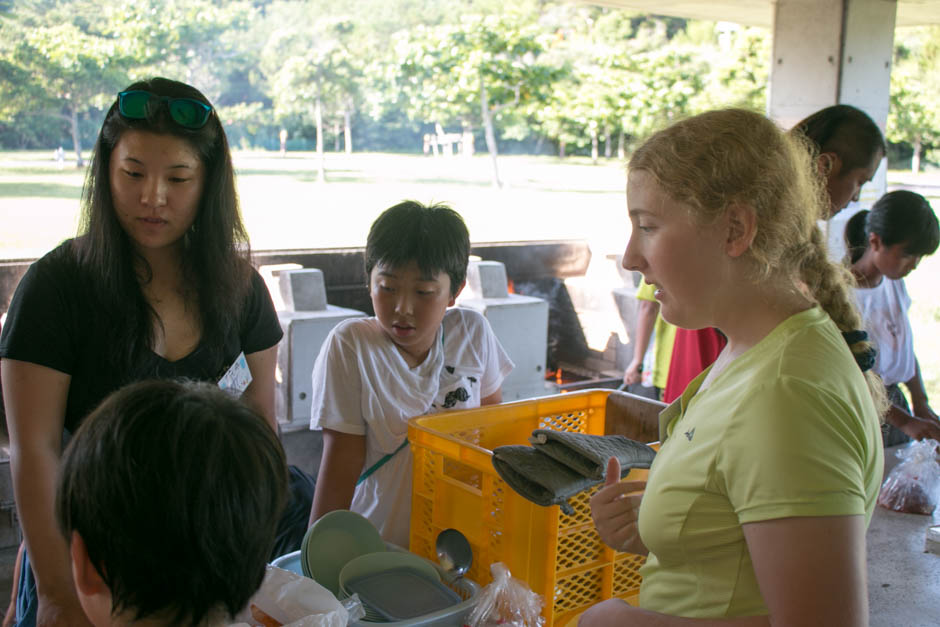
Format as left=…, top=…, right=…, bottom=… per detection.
left=103, top=0, right=258, bottom=104
left=687, top=22, right=769, bottom=113
left=887, top=26, right=940, bottom=173
left=535, top=8, right=708, bottom=161
left=0, top=0, right=259, bottom=160
left=261, top=11, right=363, bottom=181
left=0, top=2, right=134, bottom=165
left=396, top=14, right=559, bottom=187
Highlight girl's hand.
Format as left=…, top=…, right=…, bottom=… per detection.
left=590, top=457, right=647, bottom=555
left=900, top=415, right=940, bottom=442
left=623, top=359, right=642, bottom=386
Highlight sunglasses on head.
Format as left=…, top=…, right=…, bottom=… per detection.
left=117, top=90, right=213, bottom=129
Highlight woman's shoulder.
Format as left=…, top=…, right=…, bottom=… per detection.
left=18, top=238, right=86, bottom=290
left=33, top=238, right=81, bottom=269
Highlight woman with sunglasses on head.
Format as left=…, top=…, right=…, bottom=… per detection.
left=0, top=78, right=290, bottom=627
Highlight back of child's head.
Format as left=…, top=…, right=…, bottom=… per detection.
left=845, top=190, right=940, bottom=264
left=365, top=201, right=470, bottom=296
left=56, top=379, right=289, bottom=626
left=791, top=104, right=886, bottom=171
left=630, top=108, right=887, bottom=413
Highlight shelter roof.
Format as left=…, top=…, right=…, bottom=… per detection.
left=583, top=1, right=940, bottom=28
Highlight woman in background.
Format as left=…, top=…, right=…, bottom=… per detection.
left=1, top=78, right=306, bottom=627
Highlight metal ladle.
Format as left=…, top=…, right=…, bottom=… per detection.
left=435, top=528, right=473, bottom=581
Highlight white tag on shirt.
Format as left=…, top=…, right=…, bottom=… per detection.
left=218, top=351, right=252, bottom=396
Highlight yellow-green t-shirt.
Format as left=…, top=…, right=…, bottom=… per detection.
left=636, top=280, right=676, bottom=390
left=637, top=307, right=882, bottom=618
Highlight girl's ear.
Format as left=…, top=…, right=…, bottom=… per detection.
left=817, top=152, right=841, bottom=178
left=725, top=202, right=758, bottom=258
left=869, top=231, right=883, bottom=251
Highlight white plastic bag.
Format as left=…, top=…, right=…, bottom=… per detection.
left=467, top=563, right=544, bottom=627
left=231, top=565, right=359, bottom=627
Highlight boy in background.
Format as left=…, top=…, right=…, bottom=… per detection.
left=308, top=201, right=513, bottom=547
left=56, top=380, right=288, bottom=627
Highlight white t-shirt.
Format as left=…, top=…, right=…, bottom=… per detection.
left=310, top=307, right=513, bottom=546
left=855, top=277, right=915, bottom=386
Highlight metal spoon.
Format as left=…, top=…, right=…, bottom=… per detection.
left=435, top=528, right=473, bottom=581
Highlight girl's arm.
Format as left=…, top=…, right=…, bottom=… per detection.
left=625, top=299, right=659, bottom=386
left=904, top=359, right=938, bottom=423
left=2, top=359, right=92, bottom=627
left=884, top=404, right=940, bottom=441
left=884, top=360, right=940, bottom=439
left=580, top=601, right=768, bottom=627
left=580, top=515, right=867, bottom=627
left=309, top=429, right=366, bottom=526
left=744, top=515, right=868, bottom=627
left=242, top=345, right=279, bottom=432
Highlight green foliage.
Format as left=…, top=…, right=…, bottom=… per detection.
left=887, top=26, right=940, bottom=171
left=258, top=8, right=362, bottom=129
left=0, top=0, right=931, bottom=162
left=395, top=13, right=558, bottom=129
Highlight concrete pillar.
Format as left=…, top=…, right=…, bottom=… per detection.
left=769, top=0, right=897, bottom=199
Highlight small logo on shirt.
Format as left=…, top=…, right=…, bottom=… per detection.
left=684, top=428, right=695, bottom=441
left=442, top=387, right=470, bottom=408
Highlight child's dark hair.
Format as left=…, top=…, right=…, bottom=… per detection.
left=792, top=104, right=886, bottom=171
left=56, top=380, right=288, bottom=626
left=365, top=201, right=470, bottom=296
left=845, top=190, right=940, bottom=263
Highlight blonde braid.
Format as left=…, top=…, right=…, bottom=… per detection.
left=799, top=227, right=889, bottom=416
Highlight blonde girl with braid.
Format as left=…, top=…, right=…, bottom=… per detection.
left=585, top=109, right=886, bottom=627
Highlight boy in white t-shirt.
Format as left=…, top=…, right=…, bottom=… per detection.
left=308, top=201, right=514, bottom=546
left=846, top=190, right=940, bottom=444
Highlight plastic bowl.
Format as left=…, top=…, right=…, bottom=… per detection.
left=339, top=550, right=440, bottom=598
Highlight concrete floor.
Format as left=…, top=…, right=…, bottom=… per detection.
left=867, top=446, right=940, bottom=627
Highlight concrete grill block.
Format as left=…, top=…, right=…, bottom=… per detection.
left=467, top=260, right=509, bottom=299
left=279, top=269, right=327, bottom=312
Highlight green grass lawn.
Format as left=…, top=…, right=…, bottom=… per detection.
left=1, top=149, right=939, bottom=406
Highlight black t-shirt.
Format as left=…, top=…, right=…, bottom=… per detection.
left=0, top=240, right=283, bottom=432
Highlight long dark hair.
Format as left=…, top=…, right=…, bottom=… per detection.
left=75, top=77, right=251, bottom=372
left=844, top=190, right=940, bottom=263
left=791, top=104, right=886, bottom=171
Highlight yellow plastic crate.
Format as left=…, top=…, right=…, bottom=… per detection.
left=408, top=389, right=654, bottom=627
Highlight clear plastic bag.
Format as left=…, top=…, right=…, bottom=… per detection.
left=231, top=565, right=354, bottom=627
left=467, top=563, right=544, bottom=627
left=877, top=439, right=940, bottom=515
